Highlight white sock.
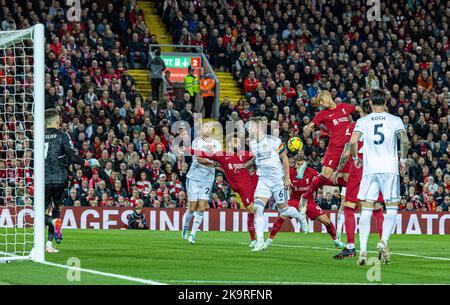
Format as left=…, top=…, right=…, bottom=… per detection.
left=279, top=206, right=301, bottom=221
left=254, top=204, right=265, bottom=244
left=347, top=243, right=355, bottom=249
left=46, top=240, right=53, bottom=248
left=359, top=208, right=373, bottom=254
left=381, top=206, right=399, bottom=244
left=190, top=211, right=204, bottom=236
left=337, top=211, right=345, bottom=234
left=182, top=209, right=194, bottom=230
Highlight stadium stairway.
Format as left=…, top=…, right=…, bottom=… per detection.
left=216, top=72, right=243, bottom=104
left=128, top=1, right=176, bottom=99
left=132, top=1, right=243, bottom=103
left=128, top=69, right=151, bottom=98
left=138, top=1, right=174, bottom=52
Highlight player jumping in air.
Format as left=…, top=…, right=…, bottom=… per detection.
left=265, top=155, right=346, bottom=249
left=44, top=109, right=99, bottom=253
left=182, top=122, right=222, bottom=244
left=238, top=117, right=308, bottom=252
left=301, top=91, right=362, bottom=213
left=349, top=89, right=409, bottom=265
left=187, top=134, right=258, bottom=247
left=331, top=102, right=385, bottom=259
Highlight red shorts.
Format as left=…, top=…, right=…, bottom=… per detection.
left=288, top=199, right=325, bottom=220
left=345, top=164, right=384, bottom=203
left=322, top=146, right=344, bottom=170
left=237, top=185, right=255, bottom=208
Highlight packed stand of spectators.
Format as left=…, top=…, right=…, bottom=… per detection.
left=161, top=0, right=450, bottom=211
left=0, top=0, right=238, bottom=209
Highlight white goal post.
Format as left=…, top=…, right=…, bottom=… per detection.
left=0, top=24, right=45, bottom=263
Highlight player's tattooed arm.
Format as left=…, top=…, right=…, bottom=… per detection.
left=235, top=156, right=255, bottom=173
left=397, top=130, right=409, bottom=160
left=303, top=122, right=315, bottom=137
left=337, top=143, right=351, bottom=172
left=350, top=131, right=362, bottom=168
left=397, top=129, right=409, bottom=172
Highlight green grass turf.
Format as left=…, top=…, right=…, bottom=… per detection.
left=1, top=229, right=450, bottom=285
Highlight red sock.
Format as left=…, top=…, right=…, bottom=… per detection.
left=337, top=177, right=346, bottom=187
left=325, top=222, right=337, bottom=240
left=269, top=217, right=285, bottom=239
left=344, top=206, right=356, bottom=244
left=247, top=213, right=256, bottom=241
left=373, top=209, right=384, bottom=238
left=304, top=175, right=331, bottom=200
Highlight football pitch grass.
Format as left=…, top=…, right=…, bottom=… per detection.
left=1, top=230, right=450, bottom=285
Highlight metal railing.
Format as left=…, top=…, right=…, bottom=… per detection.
left=148, top=44, right=220, bottom=118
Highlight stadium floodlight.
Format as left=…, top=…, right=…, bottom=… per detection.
left=0, top=24, right=45, bottom=263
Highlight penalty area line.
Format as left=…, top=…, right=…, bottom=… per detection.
left=40, top=261, right=166, bottom=285
left=237, top=242, right=450, bottom=261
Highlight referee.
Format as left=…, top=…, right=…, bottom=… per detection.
left=44, top=109, right=99, bottom=253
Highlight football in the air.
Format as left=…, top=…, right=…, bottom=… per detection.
left=287, top=137, right=303, bottom=153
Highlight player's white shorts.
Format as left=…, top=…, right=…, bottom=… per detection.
left=357, top=173, right=400, bottom=203
left=186, top=178, right=212, bottom=202
left=254, top=178, right=289, bottom=204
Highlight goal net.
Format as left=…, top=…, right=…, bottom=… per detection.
left=0, top=25, right=45, bottom=263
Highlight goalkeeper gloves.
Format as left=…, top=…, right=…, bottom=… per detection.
left=86, top=158, right=100, bottom=168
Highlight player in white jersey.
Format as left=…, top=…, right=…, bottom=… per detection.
left=349, top=89, right=409, bottom=265
left=239, top=117, right=308, bottom=251
left=182, top=122, right=222, bottom=244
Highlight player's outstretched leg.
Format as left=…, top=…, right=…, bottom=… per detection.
left=252, top=199, right=266, bottom=251
left=281, top=200, right=308, bottom=233
left=314, top=214, right=345, bottom=248
left=265, top=216, right=286, bottom=249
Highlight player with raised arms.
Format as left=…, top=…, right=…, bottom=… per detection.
left=349, top=89, right=409, bottom=265
left=238, top=117, right=308, bottom=252
left=182, top=121, right=222, bottom=244
left=265, top=154, right=346, bottom=249
left=44, top=109, right=99, bottom=253
left=186, top=134, right=258, bottom=247
left=300, top=91, right=362, bottom=211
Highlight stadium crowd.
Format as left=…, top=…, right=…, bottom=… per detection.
left=0, top=0, right=449, bottom=212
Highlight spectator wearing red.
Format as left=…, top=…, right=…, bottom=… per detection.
left=243, top=71, right=259, bottom=97
left=281, top=80, right=297, bottom=101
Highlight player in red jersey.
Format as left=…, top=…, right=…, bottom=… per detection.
left=330, top=104, right=385, bottom=259
left=265, top=155, right=347, bottom=249
left=187, top=134, right=259, bottom=247
left=300, top=91, right=363, bottom=207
